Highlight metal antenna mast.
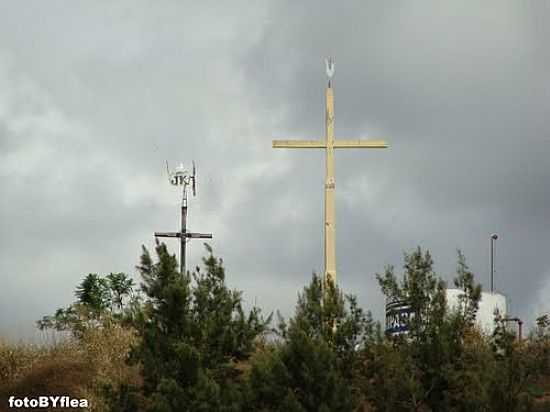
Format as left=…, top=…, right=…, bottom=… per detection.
left=155, top=161, right=212, bottom=275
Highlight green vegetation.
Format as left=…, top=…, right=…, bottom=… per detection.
left=1, top=245, right=550, bottom=411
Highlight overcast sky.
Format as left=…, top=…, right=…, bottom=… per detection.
left=1, top=1, right=549, bottom=342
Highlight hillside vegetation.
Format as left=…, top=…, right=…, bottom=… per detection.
left=1, top=244, right=549, bottom=411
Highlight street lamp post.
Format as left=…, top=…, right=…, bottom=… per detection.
left=490, top=233, right=498, bottom=293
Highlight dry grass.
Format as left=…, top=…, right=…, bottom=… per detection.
left=0, top=326, right=140, bottom=412
left=79, top=325, right=142, bottom=411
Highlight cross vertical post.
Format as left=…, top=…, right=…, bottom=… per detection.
left=272, top=59, right=389, bottom=286
left=324, top=81, right=336, bottom=283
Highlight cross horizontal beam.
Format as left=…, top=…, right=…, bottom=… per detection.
left=155, top=232, right=180, bottom=238
left=154, top=232, right=212, bottom=239
left=272, top=139, right=388, bottom=149
left=186, top=233, right=212, bottom=239
left=333, top=139, right=388, bottom=149
left=272, top=140, right=326, bottom=148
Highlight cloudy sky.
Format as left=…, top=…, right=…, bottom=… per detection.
left=1, top=1, right=549, bottom=341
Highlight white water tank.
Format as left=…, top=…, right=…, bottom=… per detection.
left=385, top=291, right=508, bottom=336
left=446, top=289, right=507, bottom=333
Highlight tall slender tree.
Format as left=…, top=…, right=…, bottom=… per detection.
left=131, top=241, right=269, bottom=411
left=246, top=274, right=374, bottom=411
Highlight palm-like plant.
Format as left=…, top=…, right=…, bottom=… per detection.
left=106, top=272, right=135, bottom=313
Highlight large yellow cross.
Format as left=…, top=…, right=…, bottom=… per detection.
left=272, top=60, right=389, bottom=285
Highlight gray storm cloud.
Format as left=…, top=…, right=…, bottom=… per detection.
left=1, top=1, right=549, bottom=341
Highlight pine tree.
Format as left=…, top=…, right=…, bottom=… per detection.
left=452, top=250, right=482, bottom=328
left=246, top=274, right=374, bottom=411
left=370, top=248, right=484, bottom=411
left=131, top=241, right=269, bottom=411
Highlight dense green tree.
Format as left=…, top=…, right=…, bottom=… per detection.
left=130, top=241, right=269, bottom=412
left=367, top=247, right=550, bottom=412
left=534, top=314, right=550, bottom=377
left=75, top=273, right=111, bottom=316
left=37, top=272, right=137, bottom=337
left=34, top=243, right=550, bottom=411
left=452, top=251, right=482, bottom=328
left=246, top=274, right=374, bottom=411
left=368, top=248, right=485, bottom=411
left=484, top=313, right=547, bottom=412
left=444, top=252, right=493, bottom=411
